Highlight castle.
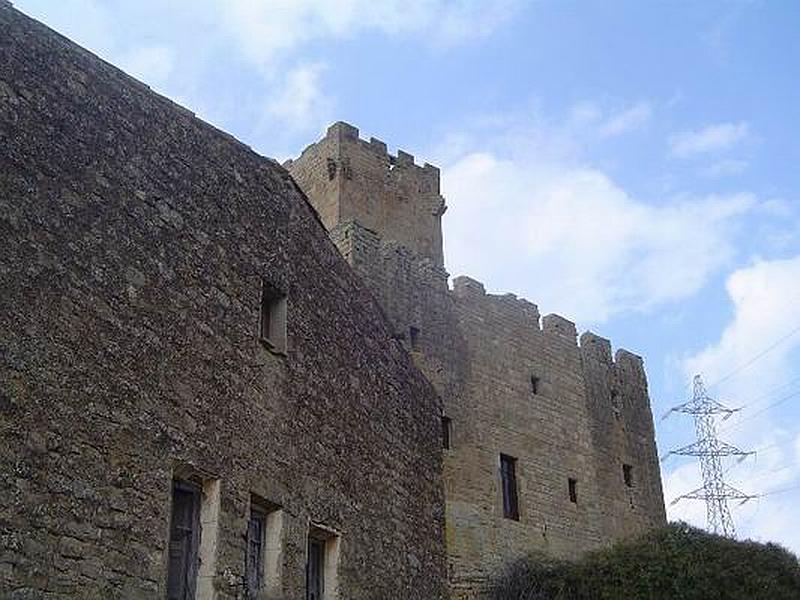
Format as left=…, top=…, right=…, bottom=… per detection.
left=0, top=4, right=664, bottom=600
left=286, top=123, right=666, bottom=597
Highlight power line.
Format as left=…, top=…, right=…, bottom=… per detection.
left=737, top=374, right=800, bottom=409
left=720, top=388, right=800, bottom=434
left=758, top=483, right=800, bottom=498
left=704, top=323, right=800, bottom=391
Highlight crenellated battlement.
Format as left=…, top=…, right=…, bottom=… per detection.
left=322, top=121, right=441, bottom=176
left=289, top=123, right=666, bottom=585
left=288, top=121, right=447, bottom=267
left=451, top=276, right=642, bottom=371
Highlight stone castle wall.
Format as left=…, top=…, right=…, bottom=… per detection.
left=0, top=7, right=448, bottom=599
left=288, top=122, right=447, bottom=268
left=288, top=123, right=667, bottom=598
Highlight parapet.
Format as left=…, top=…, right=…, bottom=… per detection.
left=452, top=275, right=486, bottom=298
left=322, top=121, right=441, bottom=178
left=579, top=332, right=646, bottom=382
left=614, top=348, right=646, bottom=382
left=327, top=120, right=359, bottom=141
left=542, top=314, right=577, bottom=344
left=451, top=275, right=541, bottom=331
left=579, top=332, right=613, bottom=363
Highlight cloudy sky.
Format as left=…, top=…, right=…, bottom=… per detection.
left=16, top=0, right=800, bottom=551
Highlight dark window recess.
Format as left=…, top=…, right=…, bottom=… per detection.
left=167, top=481, right=201, bottom=600
left=441, top=416, right=452, bottom=450
left=611, top=391, right=622, bottom=419
left=500, top=454, right=519, bottom=521
left=409, top=326, right=420, bottom=351
left=306, top=538, right=325, bottom=600
left=326, top=157, right=337, bottom=180
left=530, top=375, right=540, bottom=395
left=568, top=478, right=578, bottom=504
left=623, top=464, right=633, bottom=487
left=245, top=505, right=266, bottom=599
left=260, top=280, right=287, bottom=353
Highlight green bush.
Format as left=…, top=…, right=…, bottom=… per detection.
left=488, top=523, right=800, bottom=600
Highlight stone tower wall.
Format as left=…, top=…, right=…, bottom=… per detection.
left=288, top=122, right=447, bottom=267
left=289, top=123, right=667, bottom=598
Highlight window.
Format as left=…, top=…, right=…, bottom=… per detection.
left=246, top=505, right=266, bottom=598
left=167, top=481, right=201, bottom=600
left=530, top=375, right=540, bottom=395
left=307, top=537, right=325, bottom=600
left=245, top=497, right=284, bottom=600
left=260, top=280, right=287, bottom=353
left=500, top=454, right=519, bottom=521
left=623, top=464, right=633, bottom=488
left=409, top=326, right=420, bottom=351
left=441, top=416, right=452, bottom=450
left=167, top=475, right=220, bottom=600
left=306, top=524, right=341, bottom=600
left=568, top=478, right=578, bottom=504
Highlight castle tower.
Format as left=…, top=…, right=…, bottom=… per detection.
left=287, top=121, right=447, bottom=268
left=289, top=122, right=667, bottom=599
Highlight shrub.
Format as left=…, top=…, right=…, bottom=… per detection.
left=488, top=523, right=800, bottom=600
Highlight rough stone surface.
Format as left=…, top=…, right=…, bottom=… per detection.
left=289, top=124, right=667, bottom=599
left=0, top=6, right=447, bottom=599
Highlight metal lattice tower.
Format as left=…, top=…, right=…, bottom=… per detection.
left=664, top=375, right=756, bottom=537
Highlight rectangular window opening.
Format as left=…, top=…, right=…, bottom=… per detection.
left=409, top=326, right=420, bottom=351
left=260, top=279, right=287, bottom=353
left=246, top=496, right=284, bottom=600
left=167, top=481, right=201, bottom=600
left=306, top=524, right=341, bottom=600
left=530, top=375, right=540, bottom=395
left=623, top=464, right=633, bottom=488
left=441, top=416, right=452, bottom=450
left=568, top=478, right=578, bottom=504
left=166, top=477, right=220, bottom=600
left=500, top=454, right=519, bottom=521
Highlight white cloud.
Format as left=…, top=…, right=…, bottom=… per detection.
left=263, top=63, right=331, bottom=131
left=221, top=0, right=520, bottom=66
left=684, top=255, right=800, bottom=401
left=669, top=121, right=749, bottom=157
left=442, top=148, right=756, bottom=323
left=598, top=102, right=652, bottom=137
left=701, top=158, right=749, bottom=178
left=671, top=256, right=800, bottom=552
left=119, top=45, right=175, bottom=86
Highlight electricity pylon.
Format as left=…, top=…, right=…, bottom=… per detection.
left=663, top=375, right=756, bottom=537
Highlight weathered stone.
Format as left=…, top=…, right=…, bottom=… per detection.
left=0, top=5, right=447, bottom=599
left=290, top=123, right=667, bottom=598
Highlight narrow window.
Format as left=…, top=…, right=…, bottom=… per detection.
left=307, top=538, right=325, bottom=600
left=500, top=454, right=519, bottom=521
left=409, top=326, right=420, bottom=351
left=260, top=280, right=287, bottom=353
left=167, top=481, right=201, bottom=600
left=246, top=505, right=266, bottom=598
left=441, top=416, right=452, bottom=450
left=245, top=497, right=284, bottom=599
left=530, top=375, right=540, bottom=395
left=568, top=478, right=578, bottom=504
left=623, top=464, right=633, bottom=488
left=306, top=525, right=341, bottom=600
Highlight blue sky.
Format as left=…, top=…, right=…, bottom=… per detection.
left=16, top=0, right=800, bottom=551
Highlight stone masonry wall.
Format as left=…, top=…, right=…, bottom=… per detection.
left=289, top=123, right=667, bottom=599
left=288, top=123, right=447, bottom=268
left=0, top=6, right=448, bottom=599
left=445, top=279, right=665, bottom=598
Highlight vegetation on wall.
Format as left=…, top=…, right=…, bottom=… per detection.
left=489, top=522, right=800, bottom=600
